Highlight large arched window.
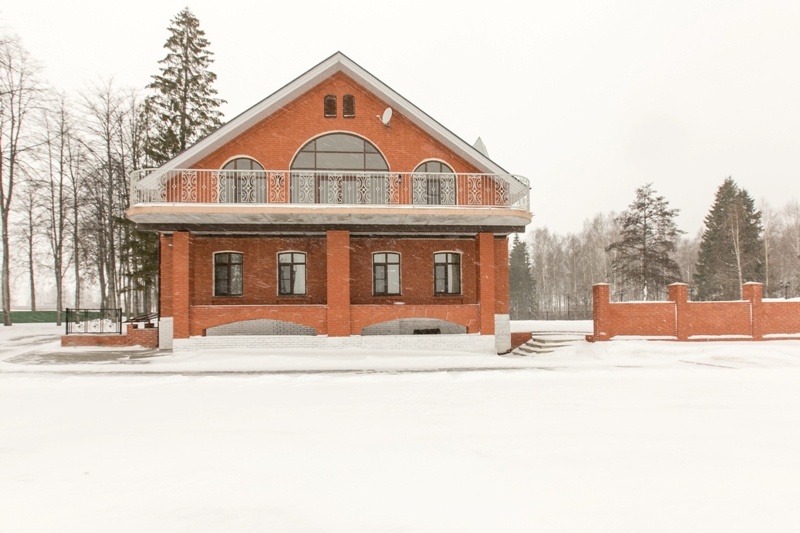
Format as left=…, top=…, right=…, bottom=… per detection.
left=412, top=160, right=455, bottom=205
left=290, top=133, right=389, bottom=204
left=220, top=157, right=266, bottom=203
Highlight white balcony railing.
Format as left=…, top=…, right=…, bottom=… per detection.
left=130, top=169, right=530, bottom=211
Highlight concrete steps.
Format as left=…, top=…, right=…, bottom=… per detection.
left=510, top=332, right=585, bottom=356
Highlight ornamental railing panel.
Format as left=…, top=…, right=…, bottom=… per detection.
left=130, top=169, right=530, bottom=211
left=65, top=308, right=123, bottom=335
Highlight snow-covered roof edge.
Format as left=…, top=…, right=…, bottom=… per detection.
left=154, top=52, right=511, bottom=175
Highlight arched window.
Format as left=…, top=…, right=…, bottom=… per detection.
left=373, top=252, right=401, bottom=295
left=292, top=133, right=388, bottom=172
left=413, top=160, right=455, bottom=205
left=343, top=94, right=355, bottom=118
left=220, top=157, right=265, bottom=203
left=433, top=252, right=461, bottom=295
left=278, top=252, right=306, bottom=296
left=324, top=95, right=337, bottom=117
left=214, top=252, right=243, bottom=296
left=290, top=133, right=389, bottom=204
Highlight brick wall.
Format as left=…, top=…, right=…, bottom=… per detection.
left=349, top=237, right=477, bottom=305
left=589, top=282, right=800, bottom=341
left=511, top=332, right=532, bottom=350
left=194, top=71, right=483, bottom=176
left=189, top=236, right=327, bottom=306
left=61, top=325, right=158, bottom=348
left=164, top=234, right=490, bottom=336
left=190, top=305, right=327, bottom=337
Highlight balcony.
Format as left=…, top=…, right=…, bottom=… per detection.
left=127, top=169, right=531, bottom=232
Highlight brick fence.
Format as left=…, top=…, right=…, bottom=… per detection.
left=588, top=282, right=800, bottom=341
left=61, top=324, right=159, bottom=348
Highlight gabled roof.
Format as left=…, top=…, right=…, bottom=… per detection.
left=157, top=52, right=509, bottom=175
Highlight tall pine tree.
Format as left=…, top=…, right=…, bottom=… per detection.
left=694, top=177, right=763, bottom=300
left=128, top=8, right=226, bottom=315
left=508, top=234, right=536, bottom=319
left=144, top=7, right=225, bottom=164
left=606, top=183, right=683, bottom=300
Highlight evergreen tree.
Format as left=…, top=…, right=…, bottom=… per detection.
left=124, top=9, right=225, bottom=315
left=144, top=8, right=224, bottom=164
left=606, top=183, right=683, bottom=300
left=694, top=177, right=764, bottom=300
left=508, top=234, right=536, bottom=319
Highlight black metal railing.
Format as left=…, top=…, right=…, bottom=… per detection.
left=65, top=308, right=123, bottom=335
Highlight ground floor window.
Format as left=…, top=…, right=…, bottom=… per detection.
left=214, top=252, right=243, bottom=296
left=373, top=252, right=400, bottom=295
left=278, top=252, right=307, bottom=295
left=434, top=252, right=461, bottom=295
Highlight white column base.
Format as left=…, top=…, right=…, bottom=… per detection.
left=158, top=317, right=174, bottom=350
left=494, top=314, right=511, bottom=353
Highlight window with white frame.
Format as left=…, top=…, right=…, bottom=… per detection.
left=433, top=252, right=461, bottom=295
left=278, top=252, right=307, bottom=295
left=214, top=252, right=243, bottom=296
left=373, top=252, right=400, bottom=295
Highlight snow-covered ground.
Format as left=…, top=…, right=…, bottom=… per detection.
left=2, top=322, right=800, bottom=532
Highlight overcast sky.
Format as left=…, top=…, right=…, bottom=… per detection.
left=2, top=0, right=798, bottom=235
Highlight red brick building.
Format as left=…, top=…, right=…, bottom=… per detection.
left=127, top=53, right=531, bottom=353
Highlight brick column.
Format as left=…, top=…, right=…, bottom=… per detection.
left=742, top=282, right=764, bottom=340
left=477, top=232, right=496, bottom=335
left=326, top=230, right=351, bottom=337
left=494, top=236, right=510, bottom=315
left=159, top=235, right=174, bottom=318
left=591, top=283, right=611, bottom=341
left=668, top=283, right=689, bottom=340
left=172, top=231, right=191, bottom=339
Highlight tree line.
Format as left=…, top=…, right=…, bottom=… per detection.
left=509, top=179, right=800, bottom=319
left=0, top=8, right=223, bottom=325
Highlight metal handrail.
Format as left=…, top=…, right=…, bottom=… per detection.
left=129, top=169, right=530, bottom=211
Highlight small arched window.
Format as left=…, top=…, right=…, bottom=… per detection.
left=412, top=161, right=456, bottom=205
left=220, top=157, right=265, bottom=203
left=324, top=95, right=337, bottom=118
left=343, top=94, right=355, bottom=118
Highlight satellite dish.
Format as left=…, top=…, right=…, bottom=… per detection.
left=380, top=107, right=393, bottom=126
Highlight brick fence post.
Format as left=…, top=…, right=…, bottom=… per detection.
left=590, top=283, right=611, bottom=341
left=668, top=283, right=689, bottom=340
left=742, top=282, right=763, bottom=340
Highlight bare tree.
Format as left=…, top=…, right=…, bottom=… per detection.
left=38, top=93, right=78, bottom=324
left=0, top=33, right=40, bottom=325
left=15, top=177, right=42, bottom=311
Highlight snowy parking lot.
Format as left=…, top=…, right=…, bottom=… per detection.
left=2, top=323, right=800, bottom=532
